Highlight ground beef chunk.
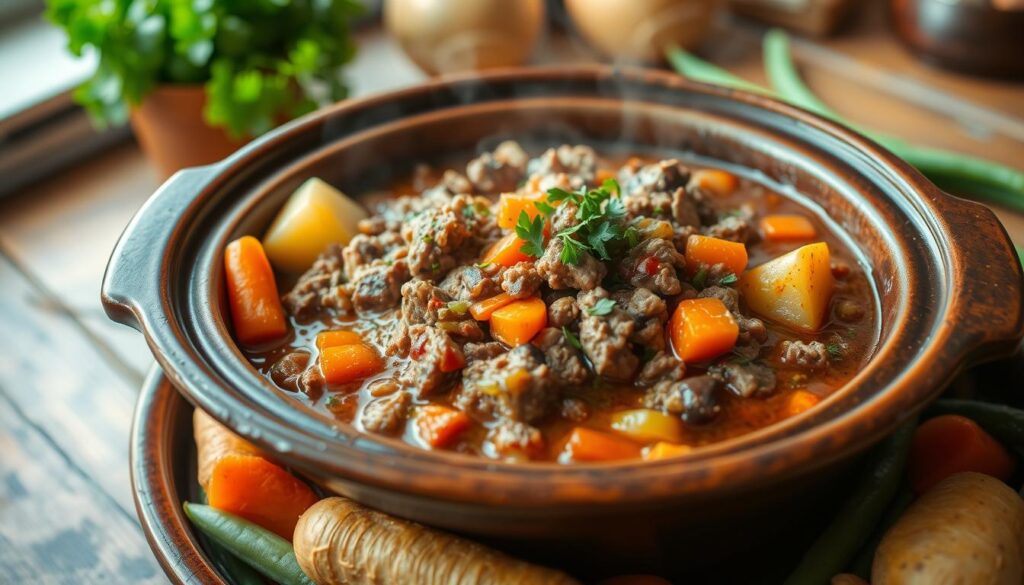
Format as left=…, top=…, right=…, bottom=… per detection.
left=779, top=340, right=831, bottom=370
left=622, top=190, right=673, bottom=221
left=578, top=288, right=638, bottom=380
left=357, top=216, right=398, bottom=236
left=422, top=170, right=472, bottom=198
left=399, top=325, right=464, bottom=396
left=547, top=296, right=580, bottom=328
left=456, top=344, right=554, bottom=424
left=698, top=285, right=739, bottom=312
left=342, top=232, right=406, bottom=280
left=464, top=341, right=507, bottom=363
left=632, top=319, right=667, bottom=351
left=269, top=352, right=310, bottom=392
left=613, top=288, right=669, bottom=351
left=643, top=372, right=721, bottom=425
left=404, top=196, right=475, bottom=280
left=636, top=351, right=685, bottom=387
left=360, top=391, right=411, bottom=435
left=400, top=280, right=447, bottom=325
left=619, top=238, right=685, bottom=295
left=466, top=141, right=528, bottom=194
left=703, top=207, right=753, bottom=244
left=671, top=224, right=700, bottom=255
left=710, top=362, right=777, bottom=398
left=350, top=260, right=410, bottom=314
left=282, top=244, right=352, bottom=319
left=500, top=262, right=543, bottom=299
left=527, top=145, right=597, bottom=188
left=533, top=328, right=589, bottom=385
left=488, top=420, right=545, bottom=460
left=613, top=287, right=668, bottom=320
left=399, top=280, right=484, bottom=340
left=670, top=186, right=701, bottom=227
left=620, top=159, right=690, bottom=199
left=560, top=398, right=591, bottom=422
left=536, top=238, right=607, bottom=291
left=438, top=265, right=501, bottom=301
left=736, top=315, right=768, bottom=344
left=550, top=200, right=580, bottom=234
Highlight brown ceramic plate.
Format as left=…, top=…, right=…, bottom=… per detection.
left=131, top=366, right=227, bottom=585
left=108, top=66, right=1024, bottom=575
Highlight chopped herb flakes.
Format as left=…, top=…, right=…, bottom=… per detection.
left=692, top=266, right=708, bottom=289
left=563, top=327, right=583, bottom=350
left=826, top=343, right=844, bottom=360
left=586, top=298, right=616, bottom=316
left=719, top=273, right=738, bottom=285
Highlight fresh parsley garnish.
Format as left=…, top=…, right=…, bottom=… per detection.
left=563, top=327, right=583, bottom=350
left=475, top=261, right=492, bottom=269
left=692, top=266, right=708, bottom=289
left=543, top=179, right=636, bottom=265
left=534, top=200, right=556, bottom=217
left=586, top=298, right=617, bottom=316
left=515, top=210, right=547, bottom=258
left=719, top=273, right=738, bottom=285
left=826, top=343, right=844, bottom=360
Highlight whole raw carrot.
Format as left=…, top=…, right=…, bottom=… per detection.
left=908, top=414, right=1014, bottom=495
left=207, top=454, right=320, bottom=541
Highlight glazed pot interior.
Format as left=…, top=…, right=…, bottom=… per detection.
left=121, top=68, right=1019, bottom=508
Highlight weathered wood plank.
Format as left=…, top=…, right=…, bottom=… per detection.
left=0, top=144, right=158, bottom=377
left=0, top=390, right=166, bottom=584
left=0, top=253, right=139, bottom=515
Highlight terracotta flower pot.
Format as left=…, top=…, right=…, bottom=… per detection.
left=130, top=85, right=247, bottom=179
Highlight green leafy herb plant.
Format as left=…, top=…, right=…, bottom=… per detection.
left=47, top=0, right=362, bottom=138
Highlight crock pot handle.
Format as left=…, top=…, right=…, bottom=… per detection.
left=101, top=164, right=220, bottom=331
left=939, top=192, right=1024, bottom=363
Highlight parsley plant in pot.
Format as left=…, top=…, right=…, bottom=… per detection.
left=47, top=0, right=362, bottom=177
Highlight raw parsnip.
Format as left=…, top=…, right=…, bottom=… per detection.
left=294, top=497, right=580, bottom=585
left=873, top=472, right=1024, bottom=585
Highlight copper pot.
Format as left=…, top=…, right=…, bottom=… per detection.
left=130, top=85, right=246, bottom=179
left=103, top=67, right=1024, bottom=577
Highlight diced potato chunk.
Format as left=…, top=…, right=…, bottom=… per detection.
left=610, top=409, right=684, bottom=444
left=262, top=178, right=367, bottom=273
left=738, top=242, right=834, bottom=332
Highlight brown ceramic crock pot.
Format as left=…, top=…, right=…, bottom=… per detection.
left=103, top=66, right=1024, bottom=577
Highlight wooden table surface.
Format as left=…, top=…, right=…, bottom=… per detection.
left=1, top=4, right=1022, bottom=583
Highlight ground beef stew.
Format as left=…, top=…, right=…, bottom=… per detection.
left=226, top=142, right=877, bottom=463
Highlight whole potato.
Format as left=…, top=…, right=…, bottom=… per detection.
left=873, top=472, right=1024, bottom=585
left=566, top=0, right=718, bottom=62
left=384, top=0, right=545, bottom=75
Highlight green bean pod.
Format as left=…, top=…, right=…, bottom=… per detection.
left=197, top=491, right=264, bottom=585
left=184, top=502, right=314, bottom=585
left=783, top=419, right=917, bottom=585
left=848, top=484, right=915, bottom=579
left=761, top=29, right=1024, bottom=210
